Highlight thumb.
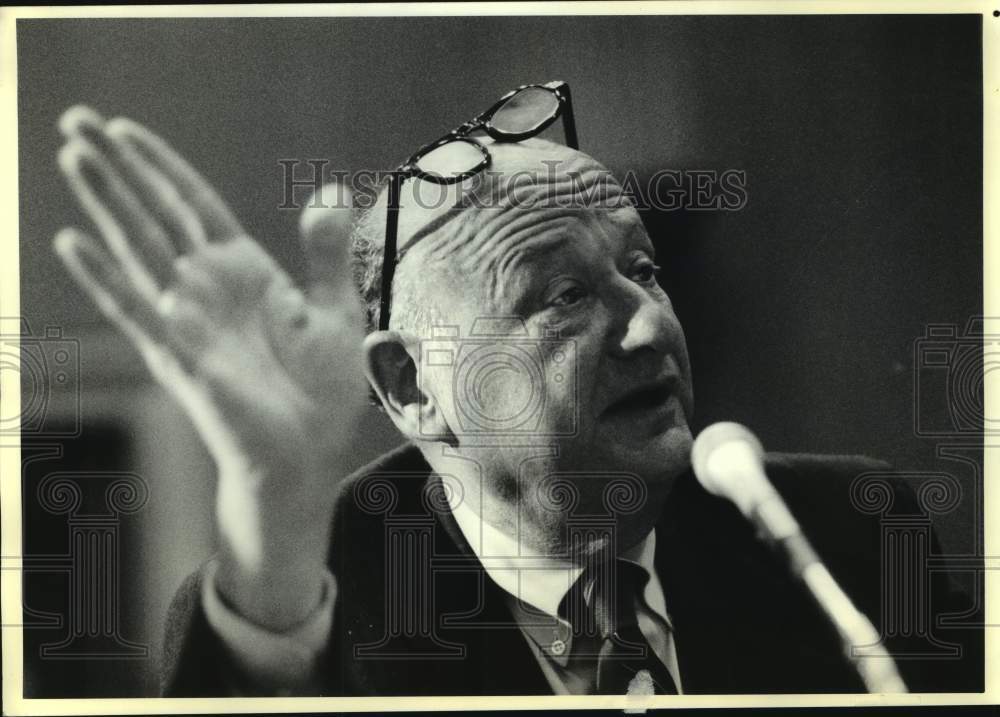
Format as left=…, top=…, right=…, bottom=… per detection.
left=298, top=181, right=355, bottom=306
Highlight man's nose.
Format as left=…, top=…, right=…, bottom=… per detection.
left=608, top=282, right=676, bottom=357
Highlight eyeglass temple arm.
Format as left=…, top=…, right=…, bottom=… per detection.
left=379, top=84, right=575, bottom=331
left=378, top=171, right=405, bottom=331
left=559, top=83, right=579, bottom=150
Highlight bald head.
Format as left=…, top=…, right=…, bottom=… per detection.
left=350, top=138, right=636, bottom=336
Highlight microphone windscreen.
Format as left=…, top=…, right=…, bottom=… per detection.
left=691, top=422, right=768, bottom=515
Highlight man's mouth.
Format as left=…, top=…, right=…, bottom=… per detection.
left=602, top=377, right=679, bottom=419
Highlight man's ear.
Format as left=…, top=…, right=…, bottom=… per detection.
left=363, top=330, right=454, bottom=444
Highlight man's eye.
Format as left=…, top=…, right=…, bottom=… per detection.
left=549, top=285, right=588, bottom=307
left=631, top=263, right=662, bottom=284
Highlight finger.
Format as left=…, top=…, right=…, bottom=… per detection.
left=63, top=107, right=208, bottom=252
left=53, top=227, right=170, bottom=353
left=59, top=139, right=176, bottom=296
left=299, top=181, right=357, bottom=306
left=59, top=104, right=106, bottom=138
left=105, top=116, right=245, bottom=242
left=62, top=138, right=180, bottom=274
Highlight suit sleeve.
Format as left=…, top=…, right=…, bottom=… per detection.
left=160, top=560, right=337, bottom=696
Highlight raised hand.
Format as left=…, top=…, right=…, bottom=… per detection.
left=54, top=107, right=369, bottom=629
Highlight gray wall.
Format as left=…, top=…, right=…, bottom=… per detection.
left=17, top=14, right=983, bottom=696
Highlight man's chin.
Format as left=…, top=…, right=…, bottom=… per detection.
left=601, top=425, right=691, bottom=552
left=602, top=420, right=694, bottom=480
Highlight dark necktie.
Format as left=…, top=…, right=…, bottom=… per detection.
left=578, top=559, right=679, bottom=695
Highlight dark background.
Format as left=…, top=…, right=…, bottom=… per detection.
left=16, top=14, right=984, bottom=696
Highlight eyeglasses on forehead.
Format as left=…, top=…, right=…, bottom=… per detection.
left=378, top=80, right=579, bottom=332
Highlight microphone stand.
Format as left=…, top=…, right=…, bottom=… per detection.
left=693, top=422, right=909, bottom=693
left=754, top=492, right=909, bottom=694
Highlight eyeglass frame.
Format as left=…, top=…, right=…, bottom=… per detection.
left=377, top=80, right=579, bottom=331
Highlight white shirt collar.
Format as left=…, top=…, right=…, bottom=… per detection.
left=447, top=492, right=658, bottom=618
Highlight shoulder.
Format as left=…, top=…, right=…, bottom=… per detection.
left=762, top=451, right=902, bottom=551
left=761, top=452, right=926, bottom=624
left=764, top=451, right=892, bottom=494
left=663, top=451, right=908, bottom=605
left=763, top=451, right=901, bottom=519
left=332, top=442, right=434, bottom=515
left=327, top=442, right=435, bottom=569
left=762, top=451, right=920, bottom=541
left=666, top=450, right=900, bottom=529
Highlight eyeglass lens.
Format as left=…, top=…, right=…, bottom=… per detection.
left=416, top=140, right=486, bottom=180
left=489, top=86, right=561, bottom=134
left=414, top=86, right=562, bottom=180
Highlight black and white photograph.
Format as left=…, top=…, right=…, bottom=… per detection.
left=1, top=3, right=995, bottom=712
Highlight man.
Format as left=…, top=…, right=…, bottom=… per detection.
left=53, top=84, right=981, bottom=697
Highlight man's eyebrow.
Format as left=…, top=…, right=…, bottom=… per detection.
left=513, top=234, right=573, bottom=260
left=496, top=233, right=572, bottom=278
left=625, top=219, right=655, bottom=253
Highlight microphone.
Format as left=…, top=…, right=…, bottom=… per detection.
left=691, top=422, right=908, bottom=694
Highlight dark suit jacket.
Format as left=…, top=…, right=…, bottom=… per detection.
left=161, top=445, right=983, bottom=696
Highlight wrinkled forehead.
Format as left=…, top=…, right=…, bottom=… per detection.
left=380, top=138, right=638, bottom=262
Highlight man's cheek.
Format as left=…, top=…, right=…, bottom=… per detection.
left=479, top=373, right=533, bottom=425
left=543, top=364, right=584, bottom=437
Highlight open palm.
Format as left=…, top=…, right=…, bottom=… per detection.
left=54, top=108, right=369, bottom=561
